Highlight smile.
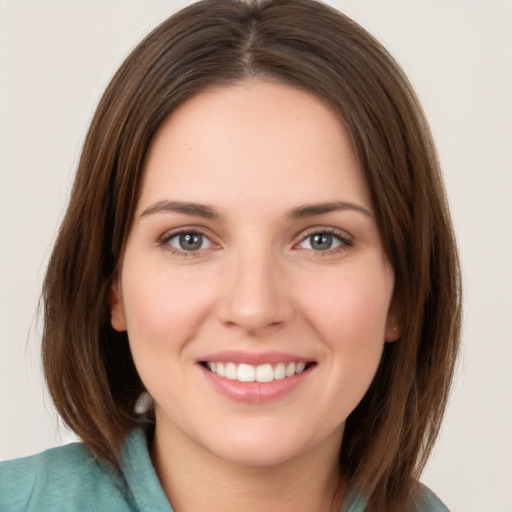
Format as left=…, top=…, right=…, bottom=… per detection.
left=203, top=361, right=311, bottom=383
left=198, top=354, right=317, bottom=403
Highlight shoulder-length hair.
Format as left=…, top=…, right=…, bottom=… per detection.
left=42, top=1, right=461, bottom=510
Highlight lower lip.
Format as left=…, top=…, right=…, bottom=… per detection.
left=199, top=365, right=313, bottom=404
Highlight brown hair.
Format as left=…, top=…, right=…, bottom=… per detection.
left=42, top=0, right=461, bottom=509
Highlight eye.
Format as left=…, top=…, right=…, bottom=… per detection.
left=167, top=232, right=212, bottom=252
left=297, top=230, right=352, bottom=252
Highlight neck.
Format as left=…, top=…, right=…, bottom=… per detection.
left=151, top=420, right=347, bottom=512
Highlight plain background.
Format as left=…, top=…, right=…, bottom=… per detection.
left=0, top=1, right=511, bottom=510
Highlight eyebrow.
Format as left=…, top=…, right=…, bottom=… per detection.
left=140, top=199, right=372, bottom=221
left=287, top=201, right=373, bottom=220
left=140, top=200, right=221, bottom=219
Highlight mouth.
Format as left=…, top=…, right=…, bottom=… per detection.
left=199, top=361, right=316, bottom=383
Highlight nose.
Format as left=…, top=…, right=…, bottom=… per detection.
left=215, top=245, right=295, bottom=336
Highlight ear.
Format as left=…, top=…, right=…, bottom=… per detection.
left=109, top=277, right=127, bottom=332
left=384, top=293, right=403, bottom=343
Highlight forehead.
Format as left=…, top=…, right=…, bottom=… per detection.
left=138, top=79, right=371, bottom=215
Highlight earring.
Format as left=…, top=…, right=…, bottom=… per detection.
left=134, top=391, right=154, bottom=414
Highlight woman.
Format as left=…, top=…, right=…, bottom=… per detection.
left=0, top=1, right=461, bottom=510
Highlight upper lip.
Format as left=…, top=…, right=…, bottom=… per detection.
left=198, top=350, right=315, bottom=366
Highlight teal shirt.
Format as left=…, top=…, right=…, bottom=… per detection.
left=0, top=429, right=448, bottom=511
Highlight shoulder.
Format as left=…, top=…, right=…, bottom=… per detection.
left=0, top=442, right=131, bottom=512
left=408, top=484, right=450, bottom=512
left=342, top=484, right=449, bottom=512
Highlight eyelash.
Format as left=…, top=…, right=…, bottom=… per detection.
left=157, top=227, right=353, bottom=257
left=158, top=229, right=215, bottom=257
left=295, top=227, right=354, bottom=255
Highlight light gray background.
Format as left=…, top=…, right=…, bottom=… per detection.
left=1, top=1, right=511, bottom=511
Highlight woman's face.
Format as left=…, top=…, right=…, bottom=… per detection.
left=111, top=80, right=400, bottom=467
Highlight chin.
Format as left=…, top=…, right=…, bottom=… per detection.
left=210, top=441, right=303, bottom=468
left=199, top=422, right=331, bottom=469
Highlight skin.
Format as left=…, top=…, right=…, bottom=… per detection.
left=111, top=80, right=401, bottom=512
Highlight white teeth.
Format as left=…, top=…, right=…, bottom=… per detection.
left=274, top=362, right=286, bottom=380
left=225, top=362, right=237, bottom=380
left=285, top=362, right=296, bottom=377
left=256, top=364, right=274, bottom=383
left=237, top=363, right=255, bottom=382
left=205, top=361, right=310, bottom=382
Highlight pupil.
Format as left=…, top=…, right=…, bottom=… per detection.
left=180, top=233, right=202, bottom=250
left=312, top=233, right=332, bottom=250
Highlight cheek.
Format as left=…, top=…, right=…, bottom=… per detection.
left=298, top=265, right=393, bottom=369
left=120, top=263, right=216, bottom=354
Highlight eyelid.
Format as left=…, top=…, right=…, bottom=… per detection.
left=156, top=225, right=353, bottom=256
left=294, top=226, right=354, bottom=251
left=157, top=226, right=220, bottom=255
left=169, top=232, right=212, bottom=251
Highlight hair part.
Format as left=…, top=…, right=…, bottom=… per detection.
left=42, top=1, right=461, bottom=510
